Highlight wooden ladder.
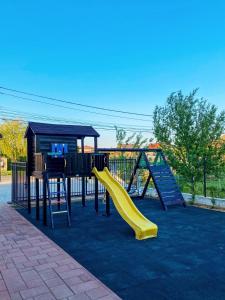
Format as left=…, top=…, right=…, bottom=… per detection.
left=46, top=172, right=71, bottom=229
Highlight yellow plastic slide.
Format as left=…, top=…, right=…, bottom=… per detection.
left=92, top=167, right=158, bottom=240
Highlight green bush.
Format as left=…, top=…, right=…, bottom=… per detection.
left=1, top=169, right=12, bottom=176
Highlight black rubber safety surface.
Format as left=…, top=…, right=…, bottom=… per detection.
left=17, top=199, right=225, bottom=300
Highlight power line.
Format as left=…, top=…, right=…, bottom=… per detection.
left=0, top=86, right=153, bottom=117
left=0, top=106, right=153, bottom=130
left=0, top=91, right=152, bottom=122
left=0, top=116, right=151, bottom=133
left=0, top=108, right=153, bottom=133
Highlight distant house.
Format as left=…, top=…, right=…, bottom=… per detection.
left=112, top=143, right=161, bottom=158
left=77, top=145, right=94, bottom=153
left=121, top=142, right=161, bottom=149
left=146, top=143, right=161, bottom=161
left=148, top=142, right=160, bottom=149
left=120, top=143, right=135, bottom=149
left=83, top=145, right=94, bottom=153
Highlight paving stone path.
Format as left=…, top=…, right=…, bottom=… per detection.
left=0, top=204, right=120, bottom=300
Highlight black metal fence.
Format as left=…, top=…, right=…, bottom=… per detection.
left=11, top=158, right=137, bottom=207
left=11, top=162, right=27, bottom=207
left=11, top=156, right=225, bottom=208
left=175, top=173, right=225, bottom=199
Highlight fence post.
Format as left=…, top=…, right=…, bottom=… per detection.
left=67, top=177, right=71, bottom=215
left=26, top=161, right=31, bottom=214
left=15, top=163, right=18, bottom=204
left=81, top=137, right=86, bottom=207
left=35, top=178, right=40, bottom=220
left=11, top=163, right=15, bottom=203
left=27, top=175, right=31, bottom=213
left=203, top=156, right=207, bottom=197
left=43, top=176, right=47, bottom=225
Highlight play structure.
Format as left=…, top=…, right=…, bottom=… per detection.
left=93, top=167, right=157, bottom=240
left=24, top=122, right=185, bottom=239
left=128, top=151, right=186, bottom=210
left=99, top=148, right=186, bottom=211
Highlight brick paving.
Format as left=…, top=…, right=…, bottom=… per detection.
left=0, top=204, right=121, bottom=300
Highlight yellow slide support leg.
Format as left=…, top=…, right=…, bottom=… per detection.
left=92, top=167, right=158, bottom=240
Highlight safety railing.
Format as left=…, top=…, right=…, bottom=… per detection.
left=11, top=158, right=137, bottom=207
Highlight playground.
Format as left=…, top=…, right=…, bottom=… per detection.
left=17, top=196, right=225, bottom=300
left=10, top=121, right=225, bottom=299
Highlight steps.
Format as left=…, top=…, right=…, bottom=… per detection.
left=46, top=172, right=71, bottom=228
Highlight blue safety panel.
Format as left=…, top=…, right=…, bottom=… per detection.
left=149, top=163, right=185, bottom=208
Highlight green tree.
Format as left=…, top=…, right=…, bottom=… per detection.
left=0, top=120, right=26, bottom=162
left=115, top=126, right=149, bottom=150
left=115, top=127, right=135, bottom=150
left=114, top=127, right=150, bottom=185
left=153, top=89, right=225, bottom=199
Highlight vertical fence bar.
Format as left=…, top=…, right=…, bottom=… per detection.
left=15, top=163, right=17, bottom=202
left=94, top=137, right=99, bottom=213
left=27, top=175, right=31, bottom=214
left=105, top=153, right=110, bottom=216
left=57, top=178, right=60, bottom=210
left=203, top=156, right=207, bottom=197
left=81, top=137, right=86, bottom=207
left=11, top=163, right=15, bottom=203
left=35, top=178, right=40, bottom=220
left=43, top=177, right=47, bottom=225
left=67, top=177, right=71, bottom=214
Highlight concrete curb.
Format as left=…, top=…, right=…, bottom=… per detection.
left=146, top=188, right=225, bottom=209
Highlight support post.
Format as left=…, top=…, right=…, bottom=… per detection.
left=35, top=178, right=40, bottom=220
left=141, top=172, right=151, bottom=199
left=67, top=177, right=71, bottom=214
left=95, top=176, right=98, bottom=213
left=94, top=137, right=98, bottom=213
left=105, top=191, right=110, bottom=216
left=105, top=153, right=110, bottom=216
left=81, top=137, right=86, bottom=207
left=57, top=178, right=60, bottom=210
left=127, top=152, right=142, bottom=193
left=43, top=176, right=47, bottom=225
left=27, top=175, right=31, bottom=214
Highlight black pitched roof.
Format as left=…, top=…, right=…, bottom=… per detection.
left=25, top=122, right=100, bottom=138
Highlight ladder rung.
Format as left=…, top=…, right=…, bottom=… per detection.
left=52, top=210, right=68, bottom=215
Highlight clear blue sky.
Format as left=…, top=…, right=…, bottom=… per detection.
left=1, top=1, right=225, bottom=146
